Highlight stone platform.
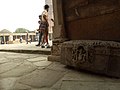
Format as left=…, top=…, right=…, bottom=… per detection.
left=61, top=40, right=120, bottom=78
left=0, top=42, right=51, bottom=55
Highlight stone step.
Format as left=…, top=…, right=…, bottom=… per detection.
left=0, top=49, right=51, bottom=55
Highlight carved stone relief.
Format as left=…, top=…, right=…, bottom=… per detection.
left=72, top=46, right=87, bottom=64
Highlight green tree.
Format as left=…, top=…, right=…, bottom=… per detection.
left=14, top=28, right=30, bottom=33
left=0, top=29, right=11, bottom=33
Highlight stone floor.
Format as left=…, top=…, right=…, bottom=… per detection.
left=0, top=51, right=120, bottom=90
left=0, top=42, right=120, bottom=90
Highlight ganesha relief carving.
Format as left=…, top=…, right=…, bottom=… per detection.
left=72, top=46, right=95, bottom=64
left=72, top=46, right=87, bottom=64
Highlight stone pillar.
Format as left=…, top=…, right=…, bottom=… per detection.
left=16, top=35, right=17, bottom=39
left=52, top=0, right=65, bottom=39
left=9, top=35, right=13, bottom=41
left=48, top=0, right=68, bottom=61
left=32, top=35, right=34, bottom=42
left=3, top=36, right=5, bottom=44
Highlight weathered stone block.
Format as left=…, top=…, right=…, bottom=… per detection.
left=51, top=43, right=61, bottom=56
left=61, top=40, right=120, bottom=77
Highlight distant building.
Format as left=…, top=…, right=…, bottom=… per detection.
left=0, top=29, right=37, bottom=44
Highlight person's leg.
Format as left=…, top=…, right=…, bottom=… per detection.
left=41, top=30, right=46, bottom=48
left=38, top=32, right=41, bottom=45
left=39, top=31, right=43, bottom=45
left=36, top=32, right=42, bottom=46
left=43, top=28, right=48, bottom=45
left=45, top=30, right=48, bottom=44
left=45, top=29, right=50, bottom=48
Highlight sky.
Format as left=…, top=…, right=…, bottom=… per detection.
left=0, top=0, right=45, bottom=32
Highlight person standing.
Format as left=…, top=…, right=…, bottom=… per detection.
left=36, top=15, right=43, bottom=46
left=40, top=4, right=50, bottom=48
left=20, top=36, right=22, bottom=43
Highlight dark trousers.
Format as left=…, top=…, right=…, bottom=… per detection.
left=38, top=32, right=43, bottom=45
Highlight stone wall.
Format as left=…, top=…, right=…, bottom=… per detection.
left=63, top=0, right=120, bottom=41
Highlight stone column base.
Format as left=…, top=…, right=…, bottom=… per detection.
left=48, top=55, right=60, bottom=62
left=48, top=38, right=68, bottom=62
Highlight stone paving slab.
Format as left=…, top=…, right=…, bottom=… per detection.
left=13, top=83, right=31, bottom=90
left=33, top=61, right=52, bottom=67
left=0, top=61, right=37, bottom=78
left=32, top=88, right=56, bottom=90
left=27, top=57, right=47, bottom=62
left=60, top=81, right=120, bottom=90
left=0, top=61, right=23, bottom=74
left=18, top=69, right=65, bottom=88
left=47, top=62, right=68, bottom=72
left=51, top=79, right=63, bottom=90
left=0, top=78, right=17, bottom=90
left=0, top=57, right=10, bottom=64
left=62, top=71, right=105, bottom=81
